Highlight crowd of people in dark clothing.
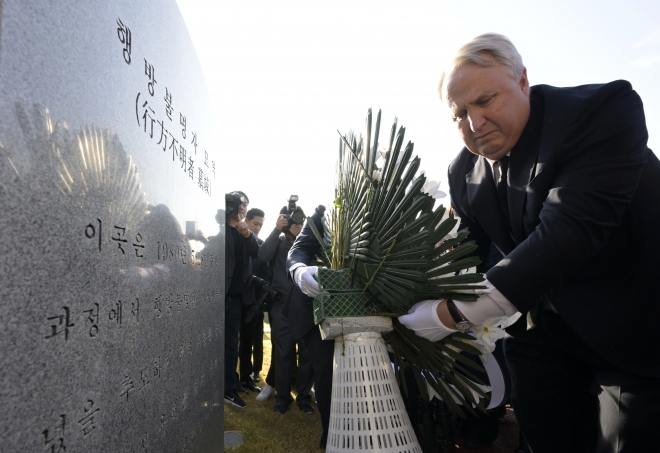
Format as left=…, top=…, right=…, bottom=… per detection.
left=222, top=191, right=315, bottom=417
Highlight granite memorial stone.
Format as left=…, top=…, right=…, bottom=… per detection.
left=0, top=1, right=225, bottom=451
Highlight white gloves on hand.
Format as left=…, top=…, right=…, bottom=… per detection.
left=293, top=266, right=321, bottom=298
left=398, top=300, right=457, bottom=342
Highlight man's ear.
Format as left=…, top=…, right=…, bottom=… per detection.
left=519, top=67, right=530, bottom=96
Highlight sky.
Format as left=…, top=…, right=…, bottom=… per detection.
left=175, top=0, right=660, bottom=231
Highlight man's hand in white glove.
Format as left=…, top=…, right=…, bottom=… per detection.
left=398, top=300, right=457, bottom=342
left=293, top=266, right=321, bottom=298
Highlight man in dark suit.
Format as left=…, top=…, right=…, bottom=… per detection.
left=286, top=205, right=335, bottom=449
left=222, top=191, right=260, bottom=409
left=399, top=33, right=660, bottom=452
left=238, top=208, right=267, bottom=393
left=258, top=207, right=315, bottom=415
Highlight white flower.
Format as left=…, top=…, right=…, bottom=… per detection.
left=459, top=267, right=477, bottom=275
left=434, top=209, right=461, bottom=240
left=378, top=148, right=388, bottom=161
left=373, top=168, right=383, bottom=181
left=499, top=311, right=523, bottom=329
left=444, top=213, right=461, bottom=240
left=470, top=317, right=507, bottom=354
left=420, top=171, right=447, bottom=199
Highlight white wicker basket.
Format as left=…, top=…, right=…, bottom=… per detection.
left=326, top=331, right=422, bottom=453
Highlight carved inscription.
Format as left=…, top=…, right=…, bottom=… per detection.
left=121, top=19, right=216, bottom=197
left=85, top=218, right=146, bottom=258
left=45, top=299, right=143, bottom=341
left=116, top=18, right=132, bottom=65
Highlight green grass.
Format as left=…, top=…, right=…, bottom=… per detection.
left=224, top=329, right=324, bottom=452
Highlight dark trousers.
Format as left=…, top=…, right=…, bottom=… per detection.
left=504, top=311, right=660, bottom=453
left=239, top=304, right=263, bottom=381
left=266, top=330, right=277, bottom=388
left=252, top=315, right=264, bottom=374
left=270, top=300, right=314, bottom=406
left=224, top=296, right=242, bottom=393
left=299, top=325, right=335, bottom=445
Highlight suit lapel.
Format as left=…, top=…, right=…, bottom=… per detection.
left=508, top=144, right=537, bottom=244
left=466, top=157, right=516, bottom=256
left=508, top=91, right=545, bottom=244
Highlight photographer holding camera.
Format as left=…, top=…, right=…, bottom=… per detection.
left=223, top=191, right=260, bottom=409
left=257, top=198, right=315, bottom=415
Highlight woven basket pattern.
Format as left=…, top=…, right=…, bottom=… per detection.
left=313, top=268, right=382, bottom=324
left=326, top=332, right=422, bottom=452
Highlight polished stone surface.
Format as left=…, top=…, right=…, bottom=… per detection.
left=0, top=1, right=224, bottom=451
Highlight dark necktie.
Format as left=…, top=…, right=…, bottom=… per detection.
left=496, top=156, right=512, bottom=232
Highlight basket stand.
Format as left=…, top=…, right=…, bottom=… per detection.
left=320, top=317, right=422, bottom=453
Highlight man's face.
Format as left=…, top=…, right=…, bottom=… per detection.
left=246, top=216, right=264, bottom=236
left=445, top=58, right=530, bottom=161
left=237, top=202, right=248, bottom=220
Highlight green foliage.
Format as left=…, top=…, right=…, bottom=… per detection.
left=313, top=109, right=491, bottom=417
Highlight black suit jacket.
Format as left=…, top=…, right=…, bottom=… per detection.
left=285, top=206, right=326, bottom=341
left=449, top=81, right=660, bottom=377
left=224, top=225, right=260, bottom=304
left=251, top=237, right=269, bottom=300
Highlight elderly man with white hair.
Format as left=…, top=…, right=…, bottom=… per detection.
left=399, top=33, right=660, bottom=452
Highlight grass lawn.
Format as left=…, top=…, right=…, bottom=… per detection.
left=224, top=327, right=324, bottom=452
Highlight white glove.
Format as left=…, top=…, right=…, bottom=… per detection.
left=293, top=266, right=321, bottom=298
left=398, top=300, right=457, bottom=342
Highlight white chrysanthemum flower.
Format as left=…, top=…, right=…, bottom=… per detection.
left=444, top=213, right=461, bottom=240
left=420, top=171, right=447, bottom=199
left=470, top=316, right=507, bottom=354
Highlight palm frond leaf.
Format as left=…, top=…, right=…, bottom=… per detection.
left=315, top=109, right=493, bottom=417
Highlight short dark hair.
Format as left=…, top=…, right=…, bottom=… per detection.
left=279, top=206, right=289, bottom=215
left=246, top=208, right=264, bottom=220
left=229, top=190, right=249, bottom=204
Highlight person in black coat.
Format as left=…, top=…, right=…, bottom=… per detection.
left=222, top=192, right=260, bottom=408
left=239, top=208, right=268, bottom=392
left=286, top=205, right=335, bottom=449
left=399, top=33, right=660, bottom=452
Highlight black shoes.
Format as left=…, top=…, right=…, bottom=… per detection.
left=252, top=372, right=261, bottom=383
left=297, top=401, right=315, bottom=414
left=240, top=377, right=261, bottom=393
left=236, top=384, right=248, bottom=394
left=272, top=399, right=314, bottom=414
left=224, top=391, right=247, bottom=409
left=273, top=403, right=289, bottom=414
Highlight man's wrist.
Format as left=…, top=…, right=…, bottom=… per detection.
left=445, top=299, right=472, bottom=332
left=436, top=300, right=458, bottom=329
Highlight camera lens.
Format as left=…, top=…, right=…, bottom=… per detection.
left=291, top=210, right=306, bottom=224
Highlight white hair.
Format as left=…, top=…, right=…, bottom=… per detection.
left=438, top=33, right=525, bottom=102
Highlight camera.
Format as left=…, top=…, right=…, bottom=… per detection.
left=225, top=192, right=247, bottom=219
left=244, top=275, right=280, bottom=323
left=282, top=195, right=305, bottom=233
